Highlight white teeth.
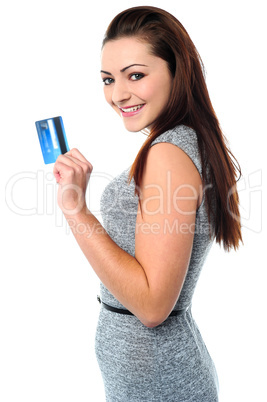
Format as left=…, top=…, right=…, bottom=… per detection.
left=121, top=105, right=143, bottom=113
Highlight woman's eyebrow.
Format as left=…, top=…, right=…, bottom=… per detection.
left=120, top=64, right=148, bottom=72
left=100, top=64, right=148, bottom=75
left=100, top=70, right=112, bottom=75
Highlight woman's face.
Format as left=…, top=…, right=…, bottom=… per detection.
left=101, top=37, right=173, bottom=132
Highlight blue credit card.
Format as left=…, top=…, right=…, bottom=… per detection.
left=35, top=116, right=69, bottom=164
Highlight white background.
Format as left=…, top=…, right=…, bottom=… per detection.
left=1, top=0, right=266, bottom=401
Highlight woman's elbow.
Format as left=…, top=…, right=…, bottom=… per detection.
left=137, top=292, right=178, bottom=328
left=143, top=319, right=163, bottom=328
left=140, top=309, right=169, bottom=328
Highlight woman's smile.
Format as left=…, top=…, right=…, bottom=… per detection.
left=119, top=104, right=146, bottom=116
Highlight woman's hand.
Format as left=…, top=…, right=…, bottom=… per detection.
left=53, top=148, right=93, bottom=215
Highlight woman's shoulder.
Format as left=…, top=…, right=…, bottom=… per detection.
left=151, top=124, right=197, bottom=144
left=150, top=125, right=202, bottom=176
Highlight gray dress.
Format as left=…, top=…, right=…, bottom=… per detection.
left=95, top=125, right=219, bottom=401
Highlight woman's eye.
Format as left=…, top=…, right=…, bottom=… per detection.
left=103, top=78, right=114, bottom=86
left=130, top=73, right=144, bottom=81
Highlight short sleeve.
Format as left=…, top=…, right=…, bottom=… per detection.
left=150, top=125, right=202, bottom=178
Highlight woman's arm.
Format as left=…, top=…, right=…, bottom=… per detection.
left=53, top=145, right=202, bottom=327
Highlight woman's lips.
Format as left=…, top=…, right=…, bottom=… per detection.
left=119, top=104, right=145, bottom=117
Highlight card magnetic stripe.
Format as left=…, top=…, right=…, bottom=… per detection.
left=53, top=117, right=68, bottom=154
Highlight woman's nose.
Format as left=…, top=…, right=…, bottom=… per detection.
left=111, top=81, right=131, bottom=105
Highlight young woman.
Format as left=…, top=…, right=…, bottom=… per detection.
left=53, top=6, right=242, bottom=401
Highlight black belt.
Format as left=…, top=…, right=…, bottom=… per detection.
left=97, top=295, right=189, bottom=317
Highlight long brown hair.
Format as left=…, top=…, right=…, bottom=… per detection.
left=102, top=6, right=242, bottom=251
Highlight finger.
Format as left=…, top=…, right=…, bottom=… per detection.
left=53, top=156, right=93, bottom=185
left=53, top=160, right=73, bottom=183
left=65, top=148, right=90, bottom=164
left=57, top=154, right=81, bottom=167
left=57, top=154, right=93, bottom=173
left=60, top=150, right=93, bottom=172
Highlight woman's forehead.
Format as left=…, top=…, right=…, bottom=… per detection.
left=101, top=38, right=157, bottom=71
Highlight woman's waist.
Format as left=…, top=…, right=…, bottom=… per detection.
left=98, top=285, right=192, bottom=326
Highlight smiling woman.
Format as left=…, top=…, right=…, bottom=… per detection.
left=100, top=38, right=173, bottom=132
left=53, top=5, right=242, bottom=401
